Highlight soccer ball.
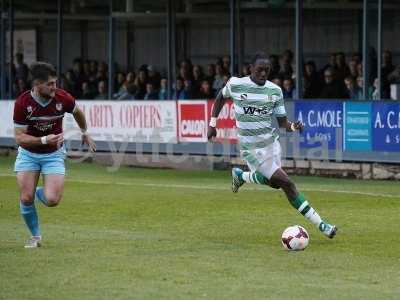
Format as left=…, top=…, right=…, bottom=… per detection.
left=281, top=225, right=309, bottom=251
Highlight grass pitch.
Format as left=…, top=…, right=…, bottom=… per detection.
left=0, top=155, right=399, bottom=300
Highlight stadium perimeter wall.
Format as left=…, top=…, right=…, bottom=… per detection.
left=0, top=99, right=399, bottom=180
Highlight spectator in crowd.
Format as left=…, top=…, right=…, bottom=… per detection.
left=159, top=78, right=169, bottom=100
left=117, top=83, right=136, bottom=100
left=381, top=50, right=395, bottom=98
left=64, top=70, right=79, bottom=97
left=222, top=55, right=231, bottom=73
left=114, top=72, right=126, bottom=93
left=241, top=63, right=251, bottom=77
left=212, top=63, right=226, bottom=91
left=371, top=78, right=381, bottom=100
left=15, top=53, right=29, bottom=83
left=355, top=76, right=373, bottom=100
left=388, top=64, right=400, bottom=84
left=94, top=81, right=108, bottom=100
left=271, top=76, right=282, bottom=88
left=143, top=83, right=159, bottom=100
left=179, top=65, right=193, bottom=82
left=192, top=64, right=204, bottom=93
left=134, top=68, right=148, bottom=99
left=335, top=52, right=350, bottom=81
left=205, top=63, right=216, bottom=86
left=303, top=60, right=322, bottom=98
left=172, top=78, right=188, bottom=100
left=344, top=76, right=360, bottom=100
left=15, top=78, right=28, bottom=96
left=321, top=52, right=337, bottom=74
left=319, top=68, right=348, bottom=99
left=147, top=65, right=161, bottom=89
left=268, top=54, right=280, bottom=79
left=183, top=79, right=195, bottom=99
left=198, top=80, right=214, bottom=99
left=81, top=81, right=96, bottom=99
left=282, top=78, right=295, bottom=99
left=348, top=59, right=359, bottom=79
left=279, top=50, right=294, bottom=79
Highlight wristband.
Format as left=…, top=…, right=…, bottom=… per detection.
left=41, top=136, right=47, bottom=145
left=290, top=123, right=296, bottom=131
left=209, top=117, right=217, bottom=127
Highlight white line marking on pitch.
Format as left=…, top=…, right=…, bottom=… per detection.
left=1, top=173, right=399, bottom=199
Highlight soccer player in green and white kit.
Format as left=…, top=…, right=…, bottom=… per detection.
left=208, top=54, right=337, bottom=238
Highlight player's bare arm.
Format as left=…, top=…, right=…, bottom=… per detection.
left=72, top=107, right=96, bottom=152
left=207, top=90, right=226, bottom=140
left=276, top=116, right=304, bottom=132
left=14, top=127, right=63, bottom=148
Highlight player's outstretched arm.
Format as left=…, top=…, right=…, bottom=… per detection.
left=72, top=107, right=96, bottom=152
left=207, top=90, right=226, bottom=141
left=14, top=127, right=63, bottom=148
left=277, top=116, right=304, bottom=132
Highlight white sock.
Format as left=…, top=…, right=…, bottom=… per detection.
left=304, top=208, right=322, bottom=228
left=242, top=172, right=252, bottom=183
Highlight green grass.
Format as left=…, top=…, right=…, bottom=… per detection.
left=0, top=155, right=399, bottom=300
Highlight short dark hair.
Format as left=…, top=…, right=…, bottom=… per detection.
left=251, top=52, right=270, bottom=65
left=30, top=62, right=57, bottom=82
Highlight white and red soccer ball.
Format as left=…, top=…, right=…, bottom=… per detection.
left=281, top=225, right=309, bottom=251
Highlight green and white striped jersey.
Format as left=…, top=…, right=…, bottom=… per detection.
left=222, top=76, right=286, bottom=151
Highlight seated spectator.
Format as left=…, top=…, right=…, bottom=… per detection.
left=117, top=83, right=136, bottom=100
left=192, top=64, right=204, bottom=94
left=143, top=83, right=159, bottom=100
left=222, top=55, right=231, bottom=74
left=199, top=80, right=214, bottom=99
left=158, top=78, right=169, bottom=100
left=114, top=72, right=126, bottom=93
left=319, top=68, right=349, bottom=99
left=94, top=81, right=108, bottom=100
left=371, top=78, right=381, bottom=100
left=348, top=59, right=358, bottom=79
left=81, top=81, right=96, bottom=99
left=344, top=76, right=360, bottom=100
left=172, top=78, right=188, bottom=100
left=279, top=49, right=294, bottom=78
left=355, top=76, right=374, bottom=100
left=134, top=69, right=148, bottom=99
left=268, top=54, right=280, bottom=79
left=183, top=79, right=195, bottom=99
left=282, top=78, right=295, bottom=99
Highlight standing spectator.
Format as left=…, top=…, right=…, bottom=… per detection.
left=94, top=81, right=108, bottom=100
left=279, top=49, right=294, bottom=78
left=321, top=53, right=337, bottom=74
left=15, top=53, right=29, bottom=83
left=147, top=65, right=161, bottom=89
left=271, top=76, right=282, bottom=88
left=371, top=78, right=381, bottom=100
left=382, top=50, right=395, bottom=98
left=192, top=64, right=204, bottom=95
left=143, top=83, right=159, bottom=100
left=15, top=78, right=28, bottom=97
left=64, top=70, right=79, bottom=97
left=319, top=68, right=348, bottom=99
left=282, top=78, right=295, bottom=99
left=114, top=72, right=126, bottom=93
left=355, top=76, right=374, bottom=99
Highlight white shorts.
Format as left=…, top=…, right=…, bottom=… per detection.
left=240, top=140, right=282, bottom=179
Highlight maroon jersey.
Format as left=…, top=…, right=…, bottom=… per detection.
left=13, top=89, right=76, bottom=153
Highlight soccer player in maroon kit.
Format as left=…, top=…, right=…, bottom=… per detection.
left=13, top=62, right=96, bottom=248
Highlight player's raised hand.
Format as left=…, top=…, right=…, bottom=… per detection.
left=46, top=133, right=64, bottom=146
left=82, top=133, right=96, bottom=152
left=207, top=126, right=217, bottom=141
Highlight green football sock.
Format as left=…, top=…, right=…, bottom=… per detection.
left=289, top=193, right=323, bottom=228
